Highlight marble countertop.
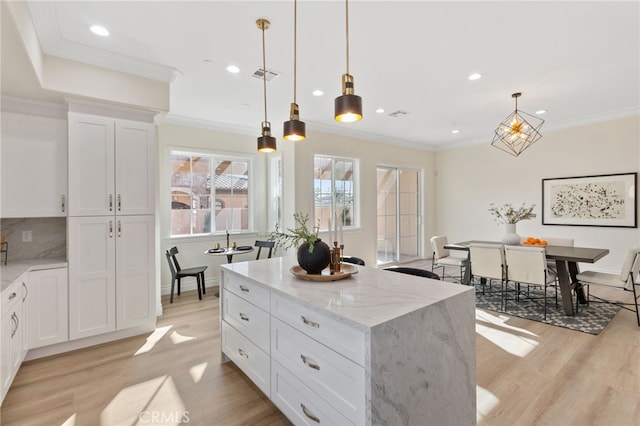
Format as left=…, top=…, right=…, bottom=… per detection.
left=1, top=258, right=67, bottom=292
left=221, top=256, right=474, bottom=330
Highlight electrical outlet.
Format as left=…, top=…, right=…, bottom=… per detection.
left=22, top=230, right=32, bottom=242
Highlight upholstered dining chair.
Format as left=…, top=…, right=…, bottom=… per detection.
left=383, top=267, right=440, bottom=280
left=504, top=245, right=557, bottom=319
left=539, top=237, right=574, bottom=275
left=430, top=235, right=466, bottom=283
left=166, top=246, right=208, bottom=303
left=576, top=247, right=640, bottom=326
left=469, top=243, right=506, bottom=307
left=255, top=240, right=275, bottom=260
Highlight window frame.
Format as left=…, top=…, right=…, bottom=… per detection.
left=313, top=154, right=360, bottom=232
left=168, top=147, right=256, bottom=238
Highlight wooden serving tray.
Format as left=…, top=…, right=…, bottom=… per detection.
left=290, top=263, right=359, bottom=282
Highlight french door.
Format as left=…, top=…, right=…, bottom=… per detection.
left=376, top=167, right=420, bottom=266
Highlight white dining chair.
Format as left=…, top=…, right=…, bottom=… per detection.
left=576, top=247, right=640, bottom=326
left=430, top=235, right=466, bottom=283
left=469, top=243, right=506, bottom=308
left=504, top=245, right=557, bottom=319
left=539, top=237, right=574, bottom=275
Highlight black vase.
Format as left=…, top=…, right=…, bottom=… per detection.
left=297, top=239, right=331, bottom=274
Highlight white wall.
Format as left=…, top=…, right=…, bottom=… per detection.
left=435, top=115, right=640, bottom=272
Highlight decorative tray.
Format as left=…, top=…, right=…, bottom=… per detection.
left=290, top=263, right=359, bottom=282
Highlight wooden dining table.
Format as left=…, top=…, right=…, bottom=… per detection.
left=445, top=240, right=609, bottom=316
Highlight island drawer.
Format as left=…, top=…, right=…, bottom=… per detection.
left=223, top=271, right=270, bottom=311
left=271, top=359, right=355, bottom=426
left=222, top=290, right=270, bottom=352
left=271, top=318, right=365, bottom=425
left=271, top=293, right=365, bottom=366
left=221, top=321, right=270, bottom=397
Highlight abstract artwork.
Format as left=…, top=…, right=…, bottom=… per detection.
left=542, top=173, right=637, bottom=227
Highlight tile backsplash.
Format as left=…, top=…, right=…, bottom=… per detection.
left=0, top=217, right=66, bottom=262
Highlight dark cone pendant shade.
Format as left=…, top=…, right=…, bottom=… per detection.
left=283, top=103, right=306, bottom=141
left=335, top=74, right=362, bottom=122
left=283, top=0, right=306, bottom=141
left=256, top=18, right=276, bottom=153
left=335, top=0, right=362, bottom=123
left=258, top=121, right=277, bottom=153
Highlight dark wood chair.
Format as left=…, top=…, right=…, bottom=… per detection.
left=166, top=246, right=207, bottom=303
left=255, top=240, right=275, bottom=260
left=383, top=267, right=440, bottom=280
left=341, top=256, right=365, bottom=266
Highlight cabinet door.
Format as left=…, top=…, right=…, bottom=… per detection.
left=68, top=113, right=115, bottom=216
left=115, top=120, right=155, bottom=215
left=68, top=217, right=116, bottom=339
left=115, top=215, right=155, bottom=329
left=1, top=112, right=68, bottom=218
left=27, top=268, right=68, bottom=349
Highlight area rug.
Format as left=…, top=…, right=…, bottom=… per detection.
left=472, top=280, right=620, bottom=335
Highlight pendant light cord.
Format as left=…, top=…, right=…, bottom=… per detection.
left=261, top=23, right=268, bottom=123
left=293, top=0, right=298, bottom=104
left=345, top=0, right=350, bottom=75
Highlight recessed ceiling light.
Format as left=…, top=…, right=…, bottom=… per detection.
left=312, top=89, right=324, bottom=97
left=376, top=108, right=385, bottom=114
left=451, top=129, right=460, bottom=134
left=90, top=25, right=109, bottom=37
left=536, top=109, right=547, bottom=115
left=468, top=73, right=482, bottom=81
left=203, top=59, right=213, bottom=65
left=226, top=65, right=240, bottom=74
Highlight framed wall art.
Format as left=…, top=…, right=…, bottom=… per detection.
left=542, top=172, right=637, bottom=228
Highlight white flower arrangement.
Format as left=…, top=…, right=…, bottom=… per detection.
left=488, top=203, right=536, bottom=224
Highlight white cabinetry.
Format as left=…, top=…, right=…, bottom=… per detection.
left=1, top=112, right=67, bottom=217
left=1, top=275, right=27, bottom=402
left=68, top=215, right=154, bottom=340
left=67, top=110, right=156, bottom=341
left=27, top=268, right=68, bottom=349
left=68, top=113, right=155, bottom=217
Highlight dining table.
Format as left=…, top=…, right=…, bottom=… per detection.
left=445, top=240, right=609, bottom=316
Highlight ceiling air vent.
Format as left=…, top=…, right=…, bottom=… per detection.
left=388, top=110, right=409, bottom=118
left=252, top=67, right=280, bottom=81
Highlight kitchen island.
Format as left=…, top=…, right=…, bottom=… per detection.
left=220, top=257, right=476, bottom=425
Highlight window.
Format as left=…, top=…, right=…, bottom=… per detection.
left=314, top=155, right=357, bottom=232
left=170, top=151, right=251, bottom=236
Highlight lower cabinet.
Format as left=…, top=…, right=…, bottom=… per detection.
left=1, top=275, right=27, bottom=402
left=68, top=215, right=155, bottom=340
left=27, top=268, right=68, bottom=349
left=220, top=270, right=366, bottom=425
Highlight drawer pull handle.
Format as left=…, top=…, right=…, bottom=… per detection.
left=238, top=349, right=249, bottom=359
left=239, top=285, right=250, bottom=292
left=8, top=292, right=17, bottom=300
left=300, top=403, right=320, bottom=423
left=300, top=355, right=320, bottom=371
left=301, top=315, right=319, bottom=328
left=239, top=313, right=249, bottom=321
left=109, top=194, right=113, bottom=212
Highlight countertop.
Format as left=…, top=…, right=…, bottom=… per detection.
left=221, top=256, right=473, bottom=330
left=1, top=258, right=67, bottom=292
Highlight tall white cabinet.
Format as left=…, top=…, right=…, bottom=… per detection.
left=67, top=111, right=156, bottom=340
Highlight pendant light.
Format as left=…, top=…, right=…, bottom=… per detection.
left=257, top=18, right=277, bottom=153
left=491, top=92, right=544, bottom=157
left=283, top=0, right=306, bottom=141
left=334, top=0, right=362, bottom=122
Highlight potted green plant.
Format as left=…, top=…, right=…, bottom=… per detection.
left=269, top=212, right=331, bottom=274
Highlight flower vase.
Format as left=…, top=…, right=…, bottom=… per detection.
left=297, top=239, right=331, bottom=274
left=502, top=223, right=521, bottom=245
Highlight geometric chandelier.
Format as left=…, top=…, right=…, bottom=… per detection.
left=491, top=92, right=544, bottom=157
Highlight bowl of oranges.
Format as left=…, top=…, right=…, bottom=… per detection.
left=522, top=237, right=548, bottom=246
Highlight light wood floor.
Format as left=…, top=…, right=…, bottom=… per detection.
left=2, top=283, right=638, bottom=425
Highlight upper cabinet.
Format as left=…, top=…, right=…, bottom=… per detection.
left=1, top=112, right=68, bottom=218
left=68, top=113, right=155, bottom=217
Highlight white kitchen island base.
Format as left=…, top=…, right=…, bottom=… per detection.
left=220, top=257, right=476, bottom=425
